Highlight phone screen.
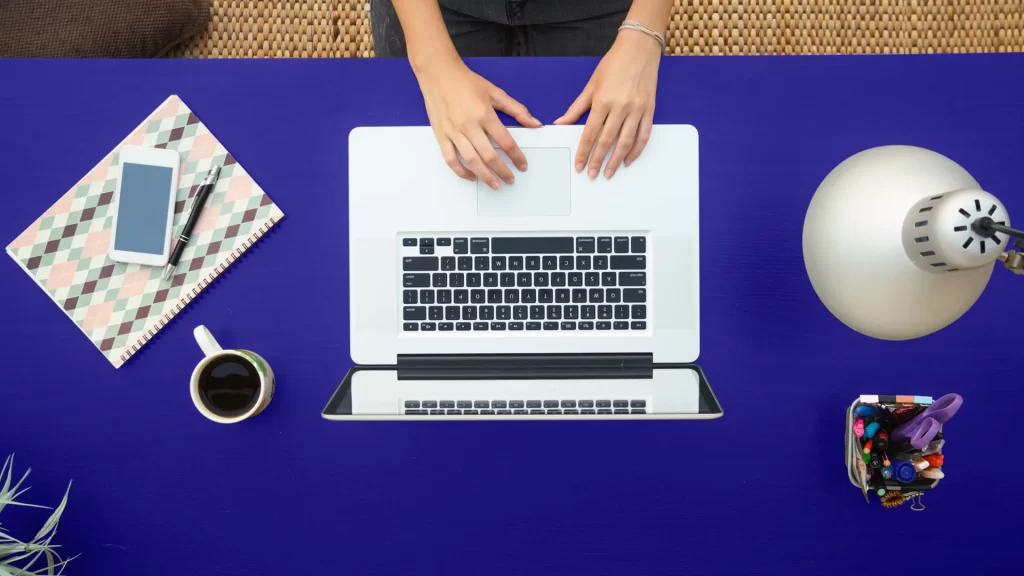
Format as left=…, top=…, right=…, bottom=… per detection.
left=114, top=162, right=175, bottom=254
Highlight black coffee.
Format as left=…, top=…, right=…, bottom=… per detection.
left=198, top=355, right=261, bottom=417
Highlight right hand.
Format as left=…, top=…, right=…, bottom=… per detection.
left=414, top=58, right=542, bottom=190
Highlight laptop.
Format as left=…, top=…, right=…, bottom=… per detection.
left=322, top=125, right=722, bottom=420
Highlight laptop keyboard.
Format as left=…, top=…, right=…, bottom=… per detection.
left=402, top=399, right=648, bottom=415
left=399, top=234, right=649, bottom=333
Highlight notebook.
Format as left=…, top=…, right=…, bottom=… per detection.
left=5, top=95, right=285, bottom=368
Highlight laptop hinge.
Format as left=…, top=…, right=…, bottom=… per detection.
left=396, top=353, right=653, bottom=380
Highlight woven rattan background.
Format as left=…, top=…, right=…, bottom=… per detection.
left=168, top=1, right=1024, bottom=58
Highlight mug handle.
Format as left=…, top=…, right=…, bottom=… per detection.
left=194, top=325, right=223, bottom=357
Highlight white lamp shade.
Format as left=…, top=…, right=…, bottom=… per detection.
left=803, top=145, right=995, bottom=340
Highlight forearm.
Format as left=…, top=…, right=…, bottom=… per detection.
left=391, top=0, right=460, bottom=73
left=624, top=0, right=673, bottom=35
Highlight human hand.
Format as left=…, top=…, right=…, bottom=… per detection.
left=554, top=30, right=662, bottom=179
left=415, top=57, right=542, bottom=190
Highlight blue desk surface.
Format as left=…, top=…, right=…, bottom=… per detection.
left=1, top=55, right=1022, bottom=575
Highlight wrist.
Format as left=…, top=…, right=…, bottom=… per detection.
left=615, top=27, right=664, bottom=57
left=409, top=42, right=462, bottom=76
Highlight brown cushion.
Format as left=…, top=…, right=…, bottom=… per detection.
left=0, top=0, right=209, bottom=58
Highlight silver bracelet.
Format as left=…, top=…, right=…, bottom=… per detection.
left=618, top=19, right=666, bottom=50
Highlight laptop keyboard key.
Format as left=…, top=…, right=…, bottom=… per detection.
left=582, top=305, right=596, bottom=319
left=421, top=323, right=437, bottom=331
left=576, top=256, right=591, bottom=270
left=445, top=306, right=460, bottom=321
left=462, top=307, right=477, bottom=320
left=492, top=237, right=573, bottom=254
left=556, top=289, right=570, bottom=303
left=593, top=255, right=608, bottom=270
left=578, top=321, right=594, bottom=330
left=526, top=256, right=540, bottom=270
left=631, top=236, right=646, bottom=253
left=454, top=289, right=468, bottom=304
left=576, top=237, right=596, bottom=253
left=432, top=273, right=447, bottom=288
left=623, top=288, right=646, bottom=302
left=568, top=272, right=583, bottom=287
left=602, top=272, right=616, bottom=286
left=619, top=272, right=646, bottom=286
left=597, top=237, right=612, bottom=253
left=509, top=322, right=524, bottom=330
left=572, top=288, right=587, bottom=303
left=597, top=321, right=611, bottom=330
left=598, top=305, right=612, bottom=319
left=521, top=289, right=536, bottom=303
left=559, top=255, right=574, bottom=270
left=614, top=236, right=630, bottom=253
left=440, top=401, right=455, bottom=409
left=615, top=305, right=629, bottom=319
left=471, top=290, right=485, bottom=304
left=501, top=273, right=515, bottom=287
left=420, top=290, right=434, bottom=304
left=403, top=238, right=417, bottom=247
left=509, top=256, right=524, bottom=270
left=514, top=305, right=528, bottom=320
left=632, top=305, right=646, bottom=319
left=475, top=256, right=489, bottom=271
left=611, top=255, right=646, bottom=270
left=456, top=322, right=471, bottom=331
left=429, top=306, right=443, bottom=320
left=480, top=306, right=494, bottom=320
left=487, top=289, right=502, bottom=304
left=467, top=273, right=481, bottom=287
left=453, top=238, right=468, bottom=254
left=457, top=401, right=472, bottom=408
left=526, top=321, right=541, bottom=330
left=497, top=306, right=511, bottom=320
left=589, top=289, right=603, bottom=303
left=403, top=307, right=426, bottom=321
left=439, top=322, right=453, bottom=331
left=509, top=401, right=525, bottom=409
left=631, top=321, right=647, bottom=330
left=613, top=400, right=629, bottom=408
left=551, top=272, right=566, bottom=287
left=470, top=238, right=489, bottom=254
left=585, top=272, right=600, bottom=286
left=492, top=256, right=506, bottom=270
left=403, top=257, right=439, bottom=271
left=543, top=400, right=559, bottom=408
left=437, top=289, right=452, bottom=304
left=543, top=321, right=559, bottom=330
left=474, top=401, right=489, bottom=409
left=564, top=305, right=579, bottom=319
left=517, top=272, right=532, bottom=287
left=533, top=272, right=549, bottom=287
left=458, top=256, right=473, bottom=271
left=403, top=290, right=417, bottom=304
left=561, top=321, right=576, bottom=330
left=437, top=238, right=451, bottom=247
left=542, top=256, right=557, bottom=270
left=547, top=305, right=562, bottom=320
left=614, top=321, right=629, bottom=330
left=403, top=322, right=418, bottom=331
left=403, top=274, right=430, bottom=288
left=530, top=305, right=545, bottom=320
left=473, top=322, right=488, bottom=331
left=539, top=289, right=553, bottom=303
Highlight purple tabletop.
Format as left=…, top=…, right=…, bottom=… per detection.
left=1, top=55, right=1022, bottom=575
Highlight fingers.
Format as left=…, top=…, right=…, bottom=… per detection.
left=604, top=112, right=641, bottom=179
left=484, top=117, right=528, bottom=172
left=587, top=108, right=626, bottom=179
left=624, top=110, right=653, bottom=168
left=469, top=127, right=515, bottom=187
left=554, top=81, right=594, bottom=126
left=574, top=104, right=607, bottom=174
left=452, top=132, right=502, bottom=190
left=491, top=88, right=542, bottom=128
left=439, top=138, right=474, bottom=181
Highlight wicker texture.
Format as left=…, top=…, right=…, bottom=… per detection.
left=169, top=1, right=1024, bottom=58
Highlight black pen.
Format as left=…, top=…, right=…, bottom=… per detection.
left=163, top=166, right=221, bottom=280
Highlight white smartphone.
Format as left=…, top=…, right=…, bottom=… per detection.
left=109, top=146, right=181, bottom=266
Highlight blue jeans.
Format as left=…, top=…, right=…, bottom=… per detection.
left=371, top=0, right=632, bottom=57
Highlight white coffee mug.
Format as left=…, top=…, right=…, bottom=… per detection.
left=190, top=325, right=275, bottom=424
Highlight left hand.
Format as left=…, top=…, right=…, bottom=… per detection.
left=554, top=29, right=662, bottom=179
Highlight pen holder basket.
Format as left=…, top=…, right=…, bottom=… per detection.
left=846, top=396, right=943, bottom=505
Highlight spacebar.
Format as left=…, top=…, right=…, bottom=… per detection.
left=492, top=237, right=575, bottom=254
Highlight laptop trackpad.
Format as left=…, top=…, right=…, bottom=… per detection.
left=477, top=147, right=571, bottom=217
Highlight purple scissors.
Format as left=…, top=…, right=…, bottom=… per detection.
left=891, top=393, right=963, bottom=450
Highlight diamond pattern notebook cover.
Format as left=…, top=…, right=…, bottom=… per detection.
left=6, top=95, right=284, bottom=368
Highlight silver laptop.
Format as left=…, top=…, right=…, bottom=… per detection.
left=322, top=125, right=722, bottom=420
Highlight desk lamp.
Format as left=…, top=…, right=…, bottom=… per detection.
left=803, top=145, right=1023, bottom=340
